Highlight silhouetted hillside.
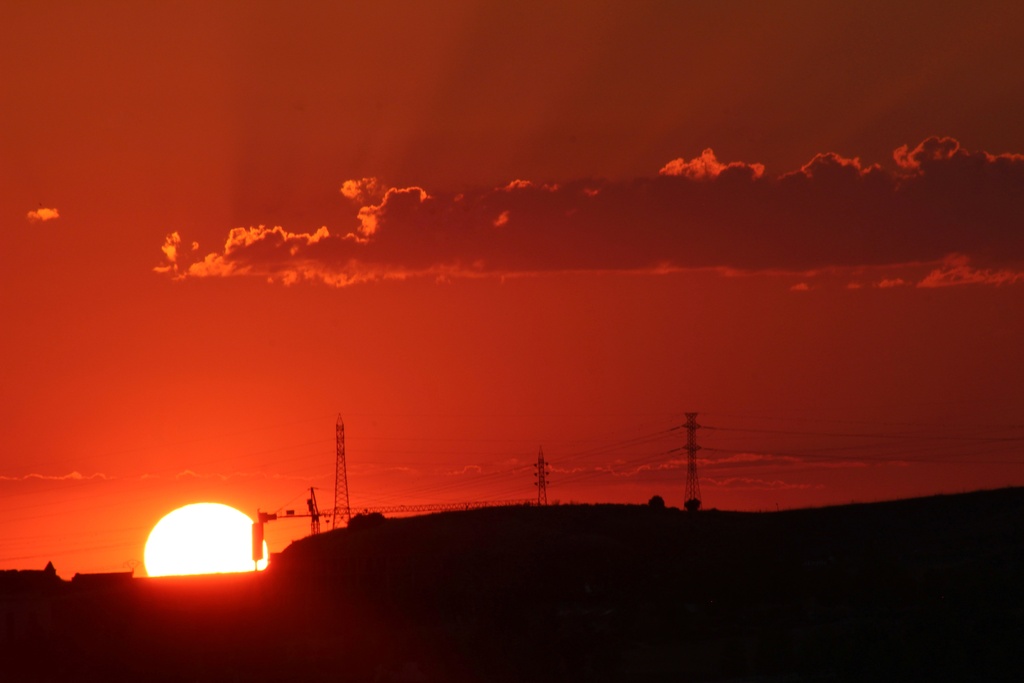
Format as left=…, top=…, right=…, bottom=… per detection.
left=3, top=488, right=1023, bottom=682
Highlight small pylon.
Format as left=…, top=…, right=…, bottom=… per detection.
left=684, top=413, right=702, bottom=512
left=534, top=446, right=550, bottom=506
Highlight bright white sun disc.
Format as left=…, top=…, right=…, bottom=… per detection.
left=145, top=502, right=268, bottom=577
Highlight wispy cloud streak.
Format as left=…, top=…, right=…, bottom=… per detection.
left=0, top=471, right=109, bottom=482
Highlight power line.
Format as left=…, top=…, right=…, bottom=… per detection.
left=703, top=424, right=1024, bottom=443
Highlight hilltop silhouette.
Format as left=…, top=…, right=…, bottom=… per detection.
left=3, top=488, right=1023, bottom=682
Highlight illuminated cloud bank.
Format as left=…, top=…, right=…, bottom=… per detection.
left=156, top=138, right=1024, bottom=288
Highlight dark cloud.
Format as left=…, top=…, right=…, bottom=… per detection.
left=157, top=138, right=1024, bottom=287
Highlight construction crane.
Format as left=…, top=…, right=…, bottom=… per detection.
left=251, top=414, right=349, bottom=565
left=252, top=417, right=538, bottom=565
left=251, top=487, right=323, bottom=565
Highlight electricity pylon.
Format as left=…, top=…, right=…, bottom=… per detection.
left=334, top=414, right=351, bottom=527
left=534, top=446, right=550, bottom=506
left=684, top=412, right=702, bottom=512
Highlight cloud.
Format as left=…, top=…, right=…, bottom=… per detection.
left=704, top=476, right=817, bottom=491
left=340, top=177, right=382, bottom=202
left=445, top=465, right=484, bottom=476
left=156, top=137, right=1024, bottom=287
left=500, top=179, right=559, bottom=192
left=186, top=224, right=335, bottom=285
left=153, top=232, right=182, bottom=275
left=174, top=469, right=213, bottom=480
left=660, top=148, right=765, bottom=180
left=600, top=458, right=687, bottom=478
left=0, top=470, right=308, bottom=484
left=787, top=152, right=881, bottom=182
left=890, top=136, right=1024, bottom=176
left=705, top=450, right=876, bottom=471
left=0, top=471, right=109, bottom=481
left=351, top=185, right=430, bottom=243
left=893, top=136, right=963, bottom=172
left=706, top=452, right=800, bottom=467
left=917, top=254, right=1024, bottom=287
left=169, top=469, right=302, bottom=481
left=27, top=207, right=60, bottom=222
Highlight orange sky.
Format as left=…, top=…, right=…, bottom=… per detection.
left=3, top=1, right=1024, bottom=576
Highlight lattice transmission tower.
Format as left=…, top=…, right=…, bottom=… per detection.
left=334, top=414, right=351, bottom=527
left=684, top=412, right=702, bottom=512
left=534, top=446, right=550, bottom=506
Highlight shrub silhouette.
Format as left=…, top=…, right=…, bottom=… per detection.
left=348, top=511, right=386, bottom=531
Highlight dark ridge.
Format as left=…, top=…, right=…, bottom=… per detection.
left=3, top=488, right=1023, bottom=682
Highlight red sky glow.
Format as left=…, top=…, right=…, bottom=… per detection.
left=2, top=1, right=1023, bottom=576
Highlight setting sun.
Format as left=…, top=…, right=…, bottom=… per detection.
left=144, top=503, right=268, bottom=577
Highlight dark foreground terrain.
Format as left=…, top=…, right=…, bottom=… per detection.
left=3, top=488, right=1023, bottom=682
